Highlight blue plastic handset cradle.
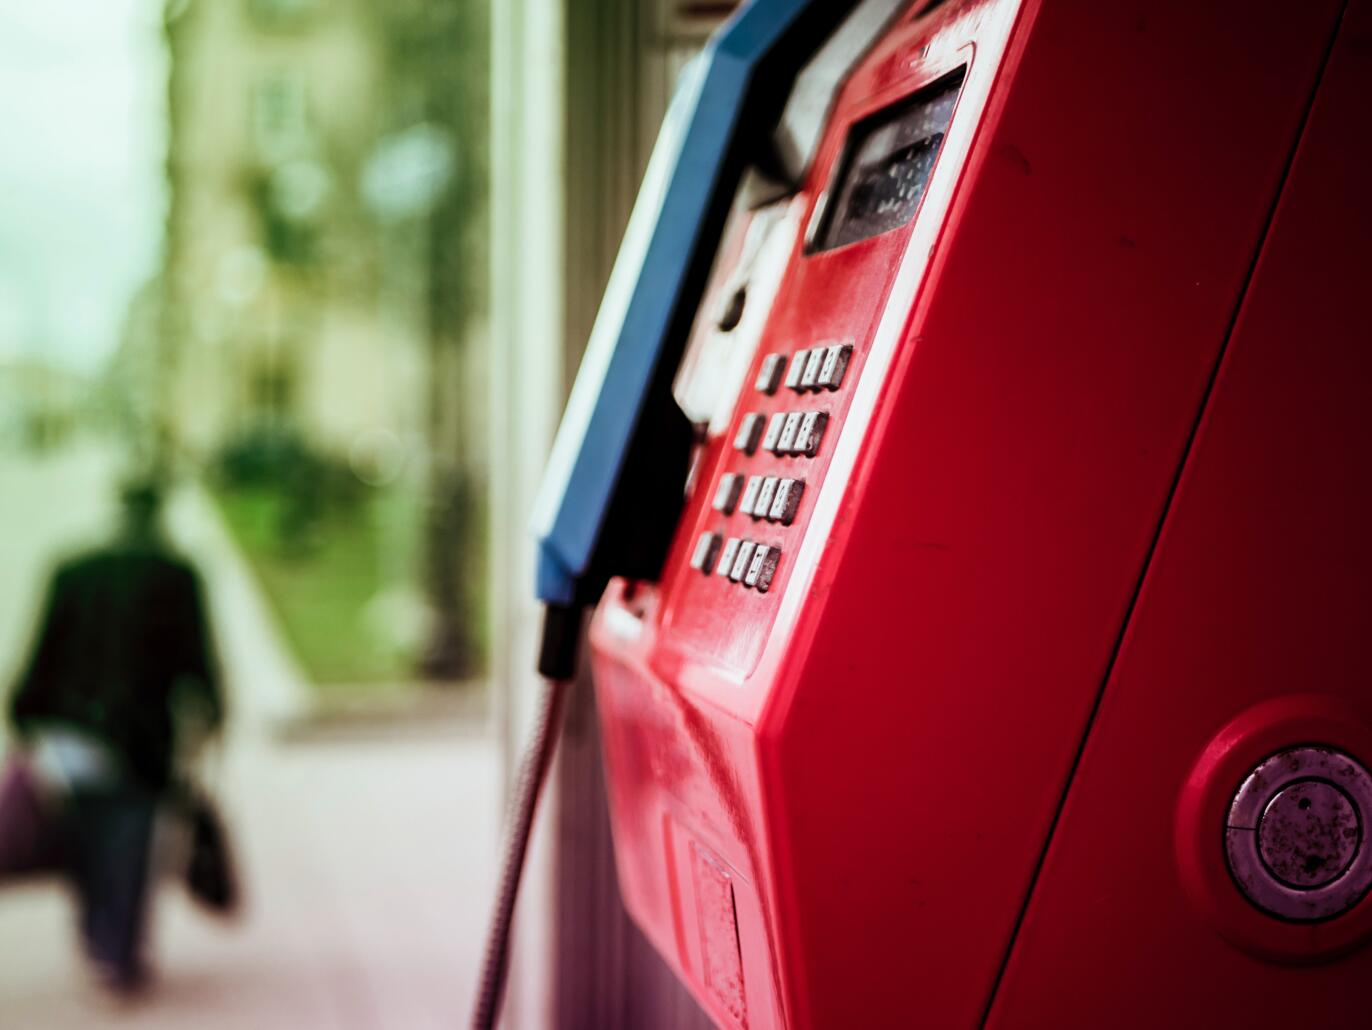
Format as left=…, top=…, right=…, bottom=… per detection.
left=530, top=0, right=854, bottom=677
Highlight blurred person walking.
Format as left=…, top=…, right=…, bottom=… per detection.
left=0, top=478, right=230, bottom=993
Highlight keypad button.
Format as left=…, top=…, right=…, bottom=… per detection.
left=712, top=473, right=742, bottom=514
left=753, top=477, right=779, bottom=521
left=690, top=532, right=722, bottom=572
left=754, top=354, right=786, bottom=395
left=716, top=537, right=741, bottom=577
left=817, top=343, right=853, bottom=390
left=746, top=545, right=781, bottom=592
left=799, top=349, right=825, bottom=391
left=769, top=479, right=804, bottom=525
left=776, top=412, right=803, bottom=454
left=738, top=475, right=764, bottom=517
left=734, top=413, right=765, bottom=455
left=762, top=412, right=786, bottom=453
left=730, top=540, right=757, bottom=582
left=793, top=411, right=828, bottom=457
left=784, top=350, right=809, bottom=391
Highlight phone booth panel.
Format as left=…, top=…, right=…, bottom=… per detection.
left=984, top=3, right=1372, bottom=1022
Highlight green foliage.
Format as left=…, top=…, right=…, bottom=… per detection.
left=211, top=422, right=363, bottom=556
left=213, top=482, right=413, bottom=687
left=248, top=172, right=318, bottom=268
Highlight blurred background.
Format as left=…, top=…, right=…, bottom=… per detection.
left=0, top=0, right=733, bottom=1026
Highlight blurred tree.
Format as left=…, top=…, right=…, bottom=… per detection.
left=155, top=0, right=490, bottom=685
left=378, top=0, right=490, bottom=681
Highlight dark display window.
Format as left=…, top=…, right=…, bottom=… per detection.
left=813, top=68, right=965, bottom=252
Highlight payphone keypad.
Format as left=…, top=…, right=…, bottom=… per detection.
left=761, top=412, right=786, bottom=451
left=754, top=354, right=786, bottom=395
left=712, top=473, right=743, bottom=514
left=714, top=536, right=741, bottom=578
left=792, top=412, right=828, bottom=457
left=752, top=477, right=779, bottom=520
left=690, top=531, right=722, bottom=573
left=739, top=476, right=764, bottom=518
left=660, top=35, right=964, bottom=667
left=770, top=479, right=803, bottom=525
left=734, top=413, right=766, bottom=454
left=728, top=540, right=757, bottom=582
left=743, top=544, right=779, bottom=590
left=775, top=412, right=803, bottom=453
left=701, top=533, right=780, bottom=592
left=816, top=344, right=851, bottom=390
left=691, top=331, right=854, bottom=603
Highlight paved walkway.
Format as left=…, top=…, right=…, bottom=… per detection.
left=0, top=441, right=500, bottom=1029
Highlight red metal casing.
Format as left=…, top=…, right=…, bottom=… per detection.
left=587, top=1, right=1364, bottom=1026
left=986, top=1, right=1372, bottom=1023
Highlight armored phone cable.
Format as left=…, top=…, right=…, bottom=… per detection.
left=470, top=604, right=582, bottom=1030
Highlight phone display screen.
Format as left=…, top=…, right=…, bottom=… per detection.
left=814, top=69, right=964, bottom=252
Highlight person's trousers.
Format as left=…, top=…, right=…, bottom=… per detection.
left=65, top=790, right=157, bottom=979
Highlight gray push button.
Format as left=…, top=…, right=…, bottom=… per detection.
left=776, top=412, right=803, bottom=454
left=715, top=537, right=741, bottom=577
left=784, top=350, right=809, bottom=391
left=755, top=354, right=786, bottom=395
left=817, top=343, right=853, bottom=390
left=799, top=348, right=825, bottom=391
left=793, top=412, right=828, bottom=457
left=745, top=545, right=780, bottom=592
left=729, top=540, right=757, bottom=582
left=753, top=477, right=779, bottom=521
left=712, top=473, right=742, bottom=514
left=690, top=532, right=721, bottom=573
left=734, top=413, right=765, bottom=455
left=769, top=479, right=804, bottom=525
left=762, top=412, right=787, bottom=453
left=738, top=475, right=764, bottom=517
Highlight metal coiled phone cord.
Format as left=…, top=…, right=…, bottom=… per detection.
left=471, top=605, right=581, bottom=1030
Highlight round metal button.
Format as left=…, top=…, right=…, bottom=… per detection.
left=1226, top=746, right=1372, bottom=922
left=1257, top=780, right=1361, bottom=889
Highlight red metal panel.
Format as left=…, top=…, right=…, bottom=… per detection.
left=987, top=2, right=1372, bottom=1024
left=589, top=1, right=1345, bottom=1027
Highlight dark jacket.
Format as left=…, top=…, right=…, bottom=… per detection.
left=9, top=545, right=223, bottom=790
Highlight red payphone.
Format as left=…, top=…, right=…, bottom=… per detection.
left=531, top=0, right=1372, bottom=1026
